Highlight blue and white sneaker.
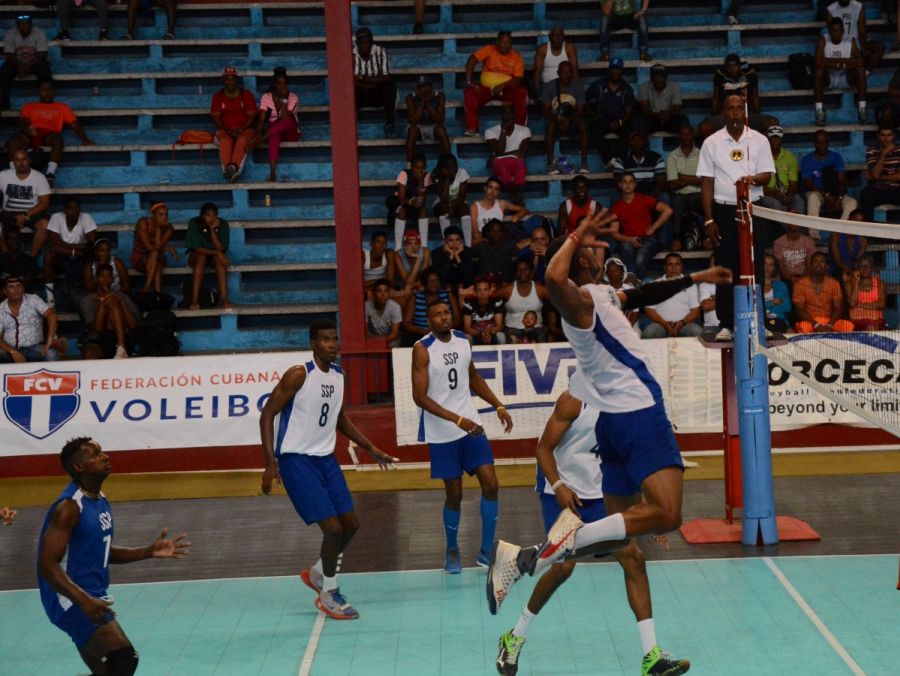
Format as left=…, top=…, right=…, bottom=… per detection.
left=475, top=550, right=490, bottom=567
left=315, top=588, right=359, bottom=620
left=445, top=547, right=462, bottom=574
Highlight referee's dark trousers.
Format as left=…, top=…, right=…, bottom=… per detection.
left=713, top=200, right=767, bottom=331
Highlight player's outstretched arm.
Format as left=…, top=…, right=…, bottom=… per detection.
left=468, top=360, right=512, bottom=433
left=618, top=266, right=733, bottom=311
left=336, top=409, right=398, bottom=469
left=110, top=527, right=191, bottom=563
left=546, top=212, right=609, bottom=329
left=536, top=391, right=583, bottom=514
left=259, top=365, right=307, bottom=495
left=38, top=500, right=113, bottom=623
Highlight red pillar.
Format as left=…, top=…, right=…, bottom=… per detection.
left=324, top=0, right=367, bottom=403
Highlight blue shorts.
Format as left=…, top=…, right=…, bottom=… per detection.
left=50, top=603, right=114, bottom=649
left=428, top=434, right=494, bottom=479
left=277, top=452, right=354, bottom=525
left=594, top=401, right=683, bottom=496
left=540, top=493, right=608, bottom=534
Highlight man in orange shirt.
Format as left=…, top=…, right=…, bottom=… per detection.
left=792, top=251, right=854, bottom=333
left=463, top=31, right=527, bottom=135
left=8, top=80, right=93, bottom=187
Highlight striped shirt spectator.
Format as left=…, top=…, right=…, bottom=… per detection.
left=353, top=27, right=397, bottom=137
left=353, top=42, right=390, bottom=78
left=609, top=131, right=667, bottom=197
left=861, top=127, right=900, bottom=220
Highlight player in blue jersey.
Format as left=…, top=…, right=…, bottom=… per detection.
left=494, top=390, right=689, bottom=676
left=487, top=212, right=731, bottom=649
left=37, top=437, right=190, bottom=675
left=411, top=299, right=513, bottom=573
left=260, top=319, right=397, bottom=620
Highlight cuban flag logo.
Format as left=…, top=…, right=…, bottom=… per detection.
left=3, top=369, right=81, bottom=440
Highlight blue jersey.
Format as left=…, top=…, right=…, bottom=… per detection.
left=37, top=482, right=113, bottom=621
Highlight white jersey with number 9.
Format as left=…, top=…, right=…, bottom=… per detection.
left=417, top=330, right=482, bottom=443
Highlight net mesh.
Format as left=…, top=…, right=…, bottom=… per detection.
left=750, top=205, right=900, bottom=437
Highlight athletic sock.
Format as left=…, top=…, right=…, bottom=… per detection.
left=815, top=102, right=824, bottom=112
left=637, top=618, right=657, bottom=655
left=394, top=217, right=406, bottom=250
left=480, top=497, right=498, bottom=556
left=312, top=559, right=324, bottom=576
left=418, top=217, right=429, bottom=246
left=45, top=283, right=55, bottom=304
left=47, top=161, right=58, bottom=175
left=460, top=215, right=473, bottom=247
left=438, top=214, right=451, bottom=236
left=512, top=608, right=536, bottom=639
left=443, top=506, right=460, bottom=549
left=573, top=512, right=626, bottom=551
left=322, top=575, right=337, bottom=592
left=858, top=100, right=867, bottom=111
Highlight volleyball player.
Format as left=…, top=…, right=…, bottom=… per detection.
left=37, top=437, right=190, bottom=675
left=411, top=299, right=513, bottom=573
left=260, top=319, right=397, bottom=620
left=486, top=210, right=732, bottom=610
left=495, top=390, right=689, bottom=676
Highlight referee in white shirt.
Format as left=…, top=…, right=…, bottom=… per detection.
left=697, top=93, right=775, bottom=340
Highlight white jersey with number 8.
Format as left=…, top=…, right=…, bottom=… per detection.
left=417, top=330, right=482, bottom=444
left=276, top=360, right=344, bottom=457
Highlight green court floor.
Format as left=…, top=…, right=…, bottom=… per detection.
left=1, top=555, right=895, bottom=675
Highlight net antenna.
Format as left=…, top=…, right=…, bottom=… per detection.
left=752, top=206, right=900, bottom=438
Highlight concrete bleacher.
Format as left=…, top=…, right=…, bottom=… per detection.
left=1, top=0, right=898, bottom=354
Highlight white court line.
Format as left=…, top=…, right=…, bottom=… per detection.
left=297, top=553, right=342, bottom=676
left=763, top=557, right=866, bottom=676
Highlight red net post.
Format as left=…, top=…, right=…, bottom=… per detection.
left=735, top=180, right=754, bottom=285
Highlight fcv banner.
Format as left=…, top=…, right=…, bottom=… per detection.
left=0, top=352, right=309, bottom=457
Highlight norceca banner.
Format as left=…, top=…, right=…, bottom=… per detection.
left=391, top=339, right=878, bottom=446
left=0, top=352, right=309, bottom=457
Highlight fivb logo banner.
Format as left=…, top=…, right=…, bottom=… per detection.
left=3, top=369, right=80, bottom=440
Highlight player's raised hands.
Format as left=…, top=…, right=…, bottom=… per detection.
left=365, top=446, right=399, bottom=470
left=691, top=266, right=733, bottom=285
left=496, top=407, right=513, bottom=433
left=573, top=209, right=616, bottom=248
left=151, top=528, right=191, bottom=559
left=261, top=463, right=281, bottom=495
left=0, top=507, right=16, bottom=525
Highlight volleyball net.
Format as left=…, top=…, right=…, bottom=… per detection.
left=749, top=204, right=900, bottom=438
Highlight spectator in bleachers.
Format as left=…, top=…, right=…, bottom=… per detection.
left=55, top=0, right=109, bottom=41
left=0, top=148, right=51, bottom=259
left=401, top=266, right=460, bottom=345
left=472, top=218, right=518, bottom=285
left=725, top=0, right=742, bottom=24
left=0, top=228, right=39, bottom=292
left=759, top=126, right=805, bottom=218
left=81, top=263, right=135, bottom=358
left=666, top=123, right=702, bottom=249
left=801, top=129, right=857, bottom=222
left=0, top=16, right=50, bottom=111
left=9, top=80, right=94, bottom=187
left=700, top=53, right=774, bottom=139
left=433, top=153, right=471, bottom=244
left=499, top=258, right=549, bottom=343
left=845, top=254, right=886, bottom=330
left=354, top=27, right=397, bottom=138
left=363, top=230, right=396, bottom=295
left=603, top=256, right=640, bottom=329
left=586, top=57, right=635, bottom=163
left=462, top=277, right=506, bottom=345
left=366, top=278, right=402, bottom=346
left=125, top=0, right=177, bottom=40
left=609, top=130, right=671, bottom=244
left=485, top=106, right=531, bottom=204
left=599, top=0, right=651, bottom=62
left=413, top=0, right=426, bottom=34
left=533, top=27, right=580, bottom=99
left=824, top=0, right=885, bottom=72
left=82, top=238, right=137, bottom=325
left=390, top=152, right=432, bottom=249
left=431, top=225, right=475, bottom=295
left=256, top=67, right=300, bottom=183
left=464, top=31, right=527, bottom=135
left=44, top=196, right=97, bottom=308
left=517, top=310, right=544, bottom=343
left=469, top=175, right=528, bottom=244
left=763, top=253, right=792, bottom=332
left=393, top=228, right=431, bottom=291
left=542, top=61, right=589, bottom=176
left=814, top=17, right=867, bottom=126
left=876, top=62, right=900, bottom=129
left=773, top=223, right=817, bottom=286
left=610, top=171, right=672, bottom=279
left=186, top=202, right=232, bottom=311
left=636, top=64, right=687, bottom=135
left=132, top=203, right=177, bottom=294
left=861, top=127, right=900, bottom=221
left=792, top=251, right=854, bottom=333
left=212, top=66, right=258, bottom=183
left=0, top=274, right=60, bottom=362
left=405, top=77, right=449, bottom=167
left=518, top=224, right=550, bottom=282
left=641, top=252, right=702, bottom=338
left=830, top=209, right=867, bottom=281
left=557, top=175, right=606, bottom=235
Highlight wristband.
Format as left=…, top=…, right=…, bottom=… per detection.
left=704, top=219, right=715, bottom=225
left=496, top=405, right=506, bottom=412
left=550, top=479, right=565, bottom=492
left=567, top=233, right=581, bottom=246
left=456, top=415, right=464, bottom=428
